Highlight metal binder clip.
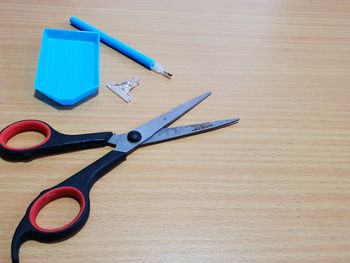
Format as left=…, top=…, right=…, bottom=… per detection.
left=106, top=77, right=140, bottom=103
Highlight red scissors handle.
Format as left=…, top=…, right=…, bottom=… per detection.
left=11, top=150, right=127, bottom=263
left=0, top=120, right=113, bottom=160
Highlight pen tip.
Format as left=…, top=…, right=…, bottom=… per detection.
left=162, top=71, right=172, bottom=79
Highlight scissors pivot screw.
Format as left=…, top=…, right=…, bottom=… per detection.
left=127, top=130, right=142, bottom=142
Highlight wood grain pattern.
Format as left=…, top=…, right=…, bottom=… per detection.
left=1, top=0, right=350, bottom=262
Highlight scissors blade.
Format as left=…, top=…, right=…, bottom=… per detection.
left=142, top=118, right=239, bottom=145
left=108, top=118, right=239, bottom=147
left=116, top=92, right=212, bottom=153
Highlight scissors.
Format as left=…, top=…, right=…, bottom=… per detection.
left=0, top=92, right=239, bottom=263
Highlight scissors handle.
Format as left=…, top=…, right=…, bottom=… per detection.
left=0, top=120, right=113, bottom=161
left=11, top=150, right=127, bottom=263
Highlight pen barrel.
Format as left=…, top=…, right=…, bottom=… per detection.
left=70, top=16, right=155, bottom=70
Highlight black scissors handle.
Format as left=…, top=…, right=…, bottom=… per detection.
left=11, top=150, right=127, bottom=263
left=0, top=120, right=113, bottom=161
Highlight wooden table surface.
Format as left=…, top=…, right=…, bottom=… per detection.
left=1, top=0, right=350, bottom=262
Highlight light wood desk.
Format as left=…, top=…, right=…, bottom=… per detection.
left=1, top=0, right=350, bottom=262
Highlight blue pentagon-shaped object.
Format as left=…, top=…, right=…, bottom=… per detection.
left=34, top=28, right=100, bottom=106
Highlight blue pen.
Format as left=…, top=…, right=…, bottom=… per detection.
left=70, top=16, right=172, bottom=79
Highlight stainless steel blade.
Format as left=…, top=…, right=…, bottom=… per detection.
left=107, top=118, right=239, bottom=147
left=142, top=118, right=239, bottom=145
left=115, top=92, right=212, bottom=153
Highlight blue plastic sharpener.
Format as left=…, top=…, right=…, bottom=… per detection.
left=34, top=28, right=100, bottom=106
